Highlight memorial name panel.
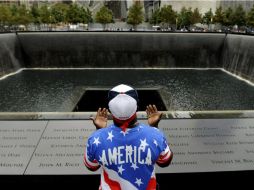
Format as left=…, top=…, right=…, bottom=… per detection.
left=157, top=119, right=254, bottom=173
left=0, top=121, right=47, bottom=174
left=25, top=120, right=111, bottom=174
left=23, top=119, right=254, bottom=174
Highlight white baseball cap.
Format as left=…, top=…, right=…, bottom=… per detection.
left=108, top=84, right=138, bottom=120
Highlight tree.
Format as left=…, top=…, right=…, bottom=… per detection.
left=191, top=8, right=202, bottom=24
left=9, top=5, right=18, bottom=25
left=246, top=5, right=254, bottom=27
left=159, top=5, right=177, bottom=28
left=40, top=5, right=51, bottom=25
left=30, top=4, right=41, bottom=29
left=95, top=6, right=113, bottom=30
left=127, top=2, right=144, bottom=30
left=224, top=7, right=234, bottom=26
left=149, top=9, right=161, bottom=25
left=0, top=5, right=12, bottom=26
left=15, top=5, right=32, bottom=28
left=80, top=7, right=93, bottom=24
left=51, top=3, right=69, bottom=24
left=178, top=7, right=193, bottom=29
left=232, top=5, right=246, bottom=27
left=202, top=8, right=213, bottom=25
left=67, top=3, right=83, bottom=24
left=213, top=6, right=225, bottom=24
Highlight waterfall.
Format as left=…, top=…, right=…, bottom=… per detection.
left=222, top=34, right=254, bottom=82
left=0, top=33, right=23, bottom=78
left=16, top=32, right=225, bottom=68
left=1, top=32, right=254, bottom=83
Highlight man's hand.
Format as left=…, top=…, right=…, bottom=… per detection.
left=90, top=108, right=108, bottom=130
left=146, top=105, right=163, bottom=128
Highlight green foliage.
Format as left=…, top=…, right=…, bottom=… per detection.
left=66, top=4, right=83, bottom=24
left=202, top=8, right=213, bottom=24
left=40, top=5, right=51, bottom=24
left=150, top=9, right=161, bottom=25
left=9, top=5, right=18, bottom=25
left=213, top=6, right=225, bottom=24
left=232, top=5, right=246, bottom=26
left=160, top=5, right=177, bottom=26
left=178, top=7, right=193, bottom=27
left=30, top=4, right=41, bottom=24
left=246, top=5, right=254, bottom=27
left=14, top=5, right=32, bottom=26
left=51, top=3, right=68, bottom=24
left=80, top=7, right=93, bottom=24
left=95, top=6, right=113, bottom=27
left=191, top=8, right=202, bottom=24
left=10, top=5, right=17, bottom=16
left=127, top=2, right=144, bottom=28
left=0, top=2, right=93, bottom=30
left=0, top=2, right=253, bottom=31
left=223, top=7, right=234, bottom=26
left=0, top=5, right=12, bottom=25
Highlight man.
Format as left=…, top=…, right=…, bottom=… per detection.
left=84, top=84, right=173, bottom=190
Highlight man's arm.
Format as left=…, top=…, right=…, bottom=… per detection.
left=84, top=154, right=100, bottom=171
left=146, top=105, right=172, bottom=166
left=84, top=144, right=101, bottom=171
left=156, top=146, right=173, bottom=167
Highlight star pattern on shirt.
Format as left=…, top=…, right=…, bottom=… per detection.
left=131, top=163, right=139, bottom=170
left=107, top=131, right=114, bottom=142
left=135, top=178, right=143, bottom=187
left=118, top=165, right=125, bottom=175
left=153, top=139, right=158, bottom=147
left=93, top=137, right=101, bottom=146
left=140, top=138, right=149, bottom=151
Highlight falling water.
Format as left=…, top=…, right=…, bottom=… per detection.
left=222, top=34, right=254, bottom=82
left=0, top=33, right=23, bottom=78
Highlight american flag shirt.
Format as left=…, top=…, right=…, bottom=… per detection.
left=84, top=123, right=172, bottom=190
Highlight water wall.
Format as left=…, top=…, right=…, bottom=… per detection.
left=222, top=34, right=254, bottom=82
left=0, top=33, right=23, bottom=78
left=1, top=32, right=254, bottom=82
left=17, top=32, right=224, bottom=68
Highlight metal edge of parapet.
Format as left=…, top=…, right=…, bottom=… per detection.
left=0, top=111, right=254, bottom=120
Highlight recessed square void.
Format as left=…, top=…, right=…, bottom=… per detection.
left=73, top=90, right=167, bottom=112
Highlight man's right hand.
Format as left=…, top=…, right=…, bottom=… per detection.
left=90, top=108, right=108, bottom=129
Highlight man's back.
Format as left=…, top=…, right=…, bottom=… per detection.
left=84, top=84, right=172, bottom=190
left=85, top=123, right=171, bottom=190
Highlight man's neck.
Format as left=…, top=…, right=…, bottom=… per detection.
left=113, top=118, right=138, bottom=129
